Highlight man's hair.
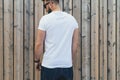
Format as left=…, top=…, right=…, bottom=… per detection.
left=42, top=0, right=59, bottom=4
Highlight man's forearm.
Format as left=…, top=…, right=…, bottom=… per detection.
left=72, top=40, right=79, bottom=64
left=35, top=43, right=43, bottom=61
left=72, top=45, right=78, bottom=60
left=72, top=28, right=79, bottom=63
left=72, top=38, right=78, bottom=55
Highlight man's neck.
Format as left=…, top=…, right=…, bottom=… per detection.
left=52, top=5, right=61, bottom=12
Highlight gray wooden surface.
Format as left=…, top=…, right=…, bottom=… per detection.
left=0, top=0, right=120, bottom=80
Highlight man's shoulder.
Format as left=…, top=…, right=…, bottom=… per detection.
left=41, top=13, right=53, bottom=20
left=42, top=14, right=49, bottom=19
left=41, top=11, right=76, bottom=20
left=63, top=12, right=75, bottom=19
left=62, top=12, right=78, bottom=24
left=62, top=11, right=71, bottom=16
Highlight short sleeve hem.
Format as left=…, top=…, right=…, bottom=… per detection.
left=38, top=16, right=47, bottom=31
left=38, top=27, right=46, bottom=31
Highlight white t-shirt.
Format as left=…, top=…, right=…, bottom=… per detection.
left=38, top=11, right=78, bottom=68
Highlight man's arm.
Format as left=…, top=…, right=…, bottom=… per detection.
left=72, top=28, right=79, bottom=63
left=35, top=30, right=46, bottom=61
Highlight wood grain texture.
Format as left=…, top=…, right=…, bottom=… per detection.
left=29, top=0, right=34, bottom=80
left=0, top=0, right=3, bottom=80
left=117, top=0, right=120, bottom=79
left=100, top=2, right=103, bottom=80
left=4, top=0, right=14, bottom=80
left=64, top=0, right=72, bottom=14
left=59, top=0, right=64, bottom=11
left=24, top=0, right=30, bottom=79
left=34, top=0, right=43, bottom=80
left=103, top=0, right=108, bottom=80
left=73, top=0, right=81, bottom=80
left=99, top=0, right=104, bottom=80
left=108, top=0, right=117, bottom=80
left=14, top=0, right=23, bottom=80
left=81, top=0, right=91, bottom=80
left=0, top=0, right=120, bottom=80
left=91, top=0, right=99, bottom=80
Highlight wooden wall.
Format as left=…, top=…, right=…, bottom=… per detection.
left=0, top=0, right=120, bottom=80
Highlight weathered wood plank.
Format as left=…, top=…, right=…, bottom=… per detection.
left=117, top=0, right=120, bottom=79
left=4, top=0, right=14, bottom=80
left=91, top=0, right=99, bottom=80
left=35, top=0, right=43, bottom=47
left=35, top=0, right=43, bottom=80
left=29, top=0, right=34, bottom=80
left=23, top=0, right=34, bottom=80
left=103, top=0, right=108, bottom=80
left=0, top=0, right=3, bottom=80
left=108, top=0, right=117, bottom=80
left=59, top=0, right=64, bottom=11
left=64, top=0, right=72, bottom=14
left=1, top=1, right=120, bottom=80
left=99, top=0, right=104, bottom=80
left=73, top=0, right=81, bottom=80
left=24, top=0, right=30, bottom=79
left=81, top=0, right=91, bottom=80
left=14, top=0, right=24, bottom=80
left=72, top=0, right=82, bottom=80
left=33, top=0, right=35, bottom=79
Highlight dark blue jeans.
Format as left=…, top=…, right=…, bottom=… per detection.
left=41, top=66, right=73, bottom=80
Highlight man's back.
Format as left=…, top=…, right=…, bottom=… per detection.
left=38, top=11, right=78, bottom=68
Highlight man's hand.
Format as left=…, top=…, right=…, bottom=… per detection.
left=35, top=63, right=41, bottom=71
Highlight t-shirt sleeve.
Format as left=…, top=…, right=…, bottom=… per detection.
left=38, top=16, right=47, bottom=31
left=74, top=20, right=78, bottom=29
left=73, top=17, right=79, bottom=29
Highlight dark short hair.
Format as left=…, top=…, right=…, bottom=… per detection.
left=42, top=0, right=59, bottom=4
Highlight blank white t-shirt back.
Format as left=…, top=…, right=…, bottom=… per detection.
left=38, top=11, right=78, bottom=68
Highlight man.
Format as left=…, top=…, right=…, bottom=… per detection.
left=34, top=0, right=79, bottom=80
